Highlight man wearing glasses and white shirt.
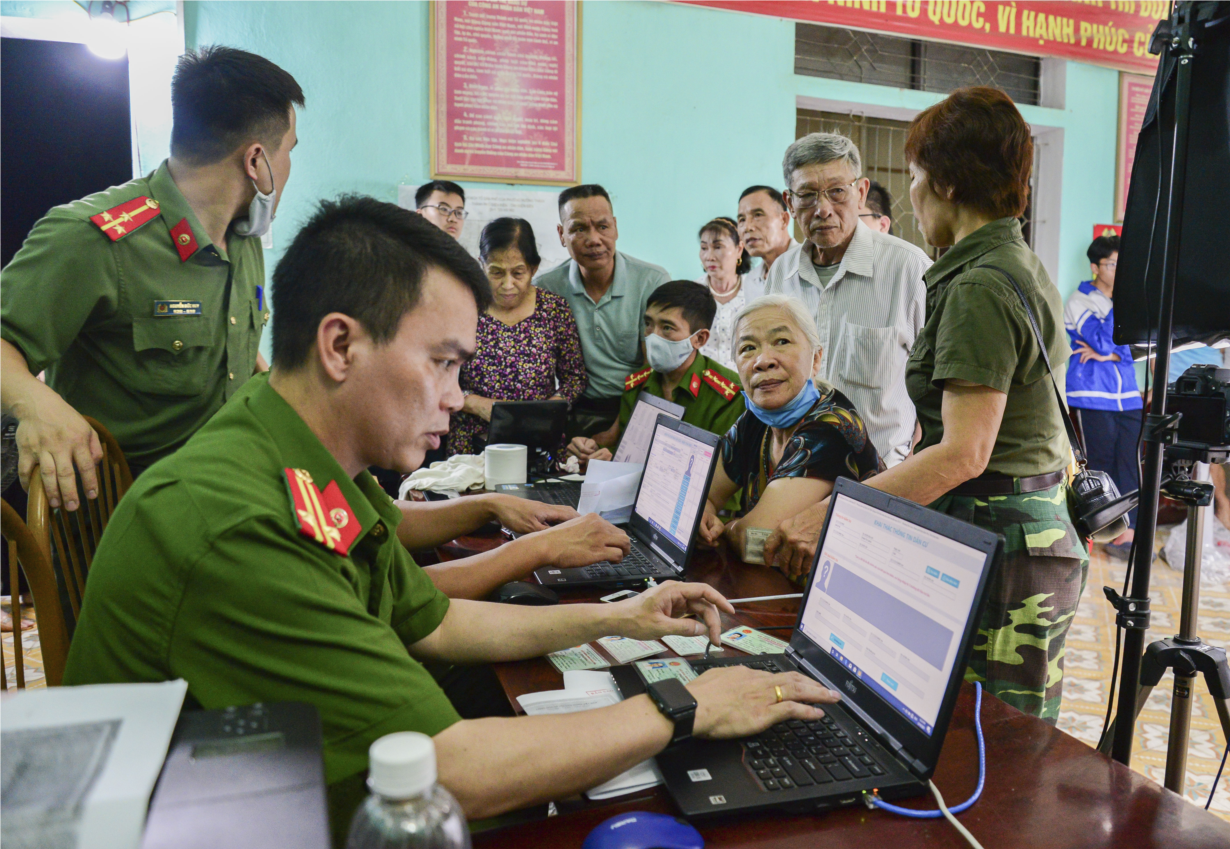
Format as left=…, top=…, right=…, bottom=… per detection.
left=416, top=180, right=468, bottom=240
left=764, top=133, right=930, bottom=467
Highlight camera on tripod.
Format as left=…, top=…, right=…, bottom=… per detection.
left=1168, top=363, right=1230, bottom=450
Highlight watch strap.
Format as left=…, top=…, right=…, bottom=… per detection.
left=647, top=678, right=697, bottom=746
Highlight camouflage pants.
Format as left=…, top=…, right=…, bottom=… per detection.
left=932, top=482, right=1089, bottom=723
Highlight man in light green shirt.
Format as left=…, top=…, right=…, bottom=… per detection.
left=536, top=184, right=669, bottom=437
left=64, top=197, right=840, bottom=844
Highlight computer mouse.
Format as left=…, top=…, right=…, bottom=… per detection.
left=493, top=581, right=559, bottom=606
left=581, top=812, right=704, bottom=849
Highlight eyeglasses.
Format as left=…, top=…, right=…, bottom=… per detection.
left=858, top=213, right=882, bottom=221
left=1098, top=260, right=1117, bottom=269
left=420, top=204, right=469, bottom=221
left=788, top=181, right=858, bottom=210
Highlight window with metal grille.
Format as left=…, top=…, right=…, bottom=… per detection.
left=795, top=23, right=1042, bottom=107
left=795, top=109, right=1037, bottom=258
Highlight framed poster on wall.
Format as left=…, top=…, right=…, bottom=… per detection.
left=430, top=0, right=579, bottom=185
left=1115, top=73, right=1152, bottom=223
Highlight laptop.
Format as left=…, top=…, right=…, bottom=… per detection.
left=533, top=415, right=719, bottom=590
left=612, top=478, right=1002, bottom=818
left=486, top=400, right=569, bottom=476
left=497, top=392, right=685, bottom=509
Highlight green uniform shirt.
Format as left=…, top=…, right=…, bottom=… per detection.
left=63, top=373, right=460, bottom=833
left=617, top=353, right=745, bottom=437
left=905, top=218, right=1071, bottom=478
left=537, top=251, right=670, bottom=400
left=1, top=160, right=267, bottom=471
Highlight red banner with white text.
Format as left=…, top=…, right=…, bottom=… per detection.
left=679, top=1, right=1165, bottom=75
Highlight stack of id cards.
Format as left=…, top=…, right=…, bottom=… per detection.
left=743, top=527, right=772, bottom=565
left=597, top=636, right=666, bottom=664
left=720, top=626, right=789, bottom=654
left=547, top=643, right=610, bottom=672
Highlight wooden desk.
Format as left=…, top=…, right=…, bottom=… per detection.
left=446, top=535, right=1230, bottom=849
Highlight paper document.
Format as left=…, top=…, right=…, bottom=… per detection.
left=518, top=666, right=663, bottom=800
left=1, top=680, right=188, bottom=849
left=576, top=460, right=643, bottom=522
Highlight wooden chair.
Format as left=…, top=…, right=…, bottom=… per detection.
left=0, top=416, right=133, bottom=687
left=1, top=498, right=70, bottom=687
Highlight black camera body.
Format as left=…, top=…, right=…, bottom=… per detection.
left=1168, top=364, right=1230, bottom=449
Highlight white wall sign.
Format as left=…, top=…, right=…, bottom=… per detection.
left=398, top=185, right=570, bottom=277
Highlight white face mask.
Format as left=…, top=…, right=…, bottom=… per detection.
left=233, top=150, right=277, bottom=238
left=644, top=330, right=698, bottom=373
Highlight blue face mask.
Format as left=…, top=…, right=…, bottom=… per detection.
left=745, top=378, right=820, bottom=429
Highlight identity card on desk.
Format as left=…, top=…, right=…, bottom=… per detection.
left=721, top=626, right=789, bottom=654
left=547, top=643, right=610, bottom=672
left=597, top=636, right=666, bottom=663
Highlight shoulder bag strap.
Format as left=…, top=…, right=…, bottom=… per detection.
left=981, top=264, right=1087, bottom=468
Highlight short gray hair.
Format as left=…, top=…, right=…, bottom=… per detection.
left=730, top=294, right=821, bottom=362
left=782, top=133, right=862, bottom=187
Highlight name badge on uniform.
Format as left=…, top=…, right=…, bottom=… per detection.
left=153, top=300, right=203, bottom=317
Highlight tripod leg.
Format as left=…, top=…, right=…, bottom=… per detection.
left=1165, top=672, right=1197, bottom=793
left=1098, top=684, right=1156, bottom=756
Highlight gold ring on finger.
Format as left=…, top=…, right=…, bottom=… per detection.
left=774, top=685, right=784, bottom=704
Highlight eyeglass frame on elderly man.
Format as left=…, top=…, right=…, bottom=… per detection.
left=419, top=203, right=469, bottom=221
left=786, top=181, right=860, bottom=210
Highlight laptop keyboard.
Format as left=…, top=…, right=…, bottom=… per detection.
left=530, top=486, right=578, bottom=506
left=744, top=717, right=887, bottom=791
left=579, top=546, right=675, bottom=580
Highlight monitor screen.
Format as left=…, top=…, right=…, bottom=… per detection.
left=614, top=397, right=683, bottom=464
left=633, top=423, right=714, bottom=552
left=797, top=493, right=988, bottom=735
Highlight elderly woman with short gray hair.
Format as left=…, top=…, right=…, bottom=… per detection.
left=698, top=295, right=882, bottom=556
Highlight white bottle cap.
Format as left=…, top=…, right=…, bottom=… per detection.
left=367, top=732, right=436, bottom=799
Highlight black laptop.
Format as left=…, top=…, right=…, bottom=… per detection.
left=612, top=478, right=1002, bottom=818
left=486, top=400, right=569, bottom=476
left=532, top=415, right=719, bottom=590
left=497, top=392, right=685, bottom=509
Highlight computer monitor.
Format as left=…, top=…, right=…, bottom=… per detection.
left=613, top=392, right=685, bottom=464
left=487, top=400, right=569, bottom=474
left=627, top=416, right=718, bottom=567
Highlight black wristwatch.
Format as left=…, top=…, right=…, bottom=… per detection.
left=646, top=678, right=698, bottom=747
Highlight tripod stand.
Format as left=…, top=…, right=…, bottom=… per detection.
left=1099, top=452, right=1230, bottom=794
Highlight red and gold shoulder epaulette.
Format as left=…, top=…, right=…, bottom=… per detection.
left=702, top=368, right=741, bottom=401
left=284, top=468, right=362, bottom=556
left=89, top=196, right=161, bottom=242
left=625, top=366, right=653, bottom=392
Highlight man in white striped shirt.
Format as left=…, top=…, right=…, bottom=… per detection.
left=765, top=133, right=931, bottom=466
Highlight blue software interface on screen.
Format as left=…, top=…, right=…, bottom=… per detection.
left=798, top=495, right=987, bottom=735
left=634, top=425, right=713, bottom=551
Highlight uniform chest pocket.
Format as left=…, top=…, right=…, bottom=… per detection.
left=840, top=322, right=899, bottom=390
left=131, top=315, right=220, bottom=396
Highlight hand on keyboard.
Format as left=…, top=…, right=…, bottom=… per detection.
left=490, top=493, right=578, bottom=533
left=536, top=514, right=630, bottom=569
left=687, top=666, right=842, bottom=740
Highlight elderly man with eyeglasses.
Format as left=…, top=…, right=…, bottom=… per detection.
left=415, top=180, right=469, bottom=240
left=764, top=133, right=931, bottom=467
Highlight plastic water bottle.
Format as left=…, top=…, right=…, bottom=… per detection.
left=346, top=732, right=471, bottom=849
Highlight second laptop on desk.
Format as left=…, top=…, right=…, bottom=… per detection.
left=532, top=414, right=718, bottom=590
left=496, top=392, right=685, bottom=509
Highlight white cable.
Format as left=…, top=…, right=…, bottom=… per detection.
left=726, top=593, right=804, bottom=604
left=928, top=779, right=985, bottom=849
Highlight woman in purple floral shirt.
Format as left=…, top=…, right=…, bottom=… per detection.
left=448, top=218, right=588, bottom=455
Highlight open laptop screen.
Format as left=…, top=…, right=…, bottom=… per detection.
left=796, top=493, right=989, bottom=736
left=632, top=421, right=714, bottom=553
left=613, top=393, right=685, bottom=464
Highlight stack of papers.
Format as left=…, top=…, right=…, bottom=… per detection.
left=576, top=460, right=644, bottom=525
left=517, top=670, right=663, bottom=800
left=1, top=680, right=188, bottom=849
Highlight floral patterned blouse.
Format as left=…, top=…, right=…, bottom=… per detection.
left=697, top=275, right=745, bottom=372
left=719, top=385, right=884, bottom=515
left=448, top=289, right=587, bottom=455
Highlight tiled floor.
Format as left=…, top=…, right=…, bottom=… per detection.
left=1057, top=526, right=1230, bottom=820
left=5, top=525, right=1229, bottom=820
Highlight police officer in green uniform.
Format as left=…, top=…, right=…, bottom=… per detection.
left=0, top=46, right=304, bottom=509
left=62, top=197, right=841, bottom=844
left=567, top=281, right=745, bottom=463
left=764, top=88, right=1086, bottom=723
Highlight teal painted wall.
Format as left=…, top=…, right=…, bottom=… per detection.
left=0, top=0, right=1080, bottom=360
